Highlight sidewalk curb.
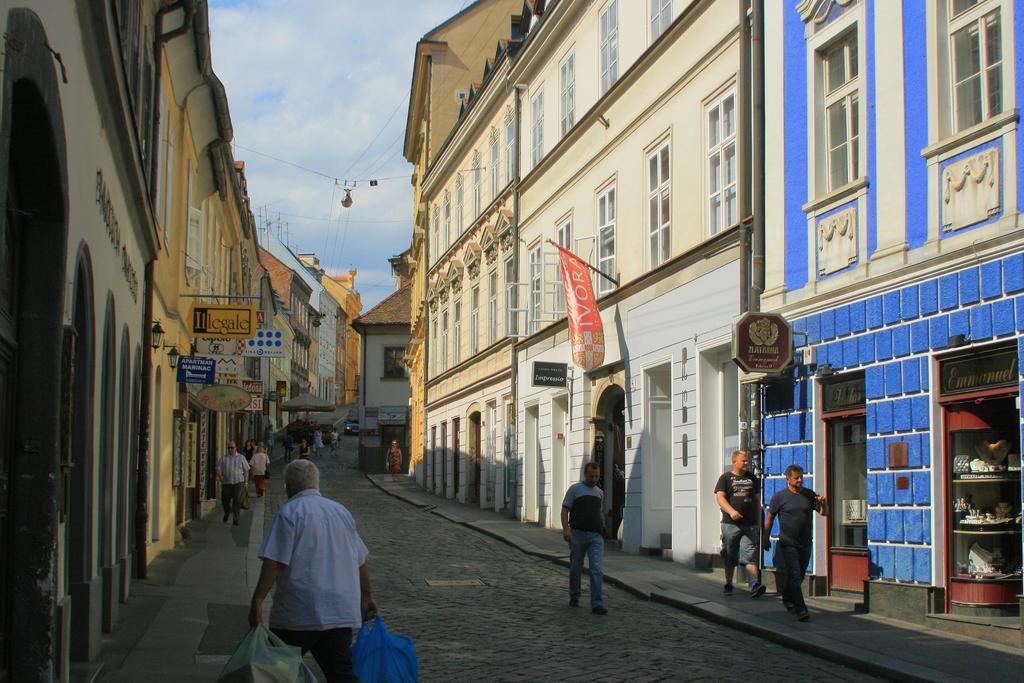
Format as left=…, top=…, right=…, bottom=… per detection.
left=366, top=475, right=956, bottom=682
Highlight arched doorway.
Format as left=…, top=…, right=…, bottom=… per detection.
left=0, top=9, right=71, bottom=678
left=98, top=298, right=118, bottom=632
left=594, top=384, right=625, bottom=540
left=467, top=411, right=481, bottom=506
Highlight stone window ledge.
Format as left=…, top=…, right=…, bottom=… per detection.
left=921, top=109, right=1019, bottom=161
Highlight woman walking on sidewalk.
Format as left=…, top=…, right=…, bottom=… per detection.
left=386, top=440, right=403, bottom=481
left=251, top=444, right=270, bottom=497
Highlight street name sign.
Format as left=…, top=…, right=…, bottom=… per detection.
left=189, top=304, right=257, bottom=339
left=732, top=312, right=793, bottom=373
left=176, top=356, right=216, bottom=384
left=532, top=361, right=568, bottom=387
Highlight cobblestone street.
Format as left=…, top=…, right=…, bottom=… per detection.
left=263, top=440, right=876, bottom=682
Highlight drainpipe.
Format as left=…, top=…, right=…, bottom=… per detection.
left=422, top=56, right=432, bottom=490
left=750, top=0, right=766, bottom=465
left=737, top=0, right=753, bottom=455
left=510, top=80, right=524, bottom=515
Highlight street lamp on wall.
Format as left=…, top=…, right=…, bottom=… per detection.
left=150, top=321, right=166, bottom=349
left=166, top=347, right=181, bottom=369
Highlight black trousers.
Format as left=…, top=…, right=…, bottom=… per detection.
left=221, top=482, right=241, bottom=522
left=272, top=627, right=354, bottom=683
left=774, top=541, right=811, bottom=613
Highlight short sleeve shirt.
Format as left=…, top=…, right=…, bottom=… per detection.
left=216, top=453, right=250, bottom=485
left=714, top=471, right=759, bottom=525
left=258, top=490, right=369, bottom=630
left=768, top=486, right=820, bottom=547
left=562, top=482, right=604, bottom=532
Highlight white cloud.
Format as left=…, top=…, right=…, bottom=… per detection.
left=208, top=0, right=468, bottom=309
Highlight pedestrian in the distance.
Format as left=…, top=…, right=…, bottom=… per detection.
left=715, top=450, right=766, bottom=597
left=216, top=441, right=249, bottom=526
left=385, top=440, right=403, bottom=481
left=560, top=462, right=607, bottom=615
left=313, top=429, right=324, bottom=458
left=251, top=444, right=270, bottom=497
left=763, top=464, right=828, bottom=621
left=243, top=438, right=255, bottom=464
left=300, top=439, right=311, bottom=459
left=249, top=460, right=378, bottom=682
left=284, top=433, right=295, bottom=462
left=331, top=429, right=340, bottom=456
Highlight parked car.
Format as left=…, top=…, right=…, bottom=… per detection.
left=344, top=414, right=359, bottom=435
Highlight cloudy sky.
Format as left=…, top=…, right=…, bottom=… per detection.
left=208, top=0, right=473, bottom=309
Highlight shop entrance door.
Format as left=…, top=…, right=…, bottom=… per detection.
left=468, top=413, right=481, bottom=506
left=452, top=418, right=461, bottom=501
left=826, top=416, right=868, bottom=592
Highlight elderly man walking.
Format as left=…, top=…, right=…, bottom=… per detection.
left=215, top=441, right=249, bottom=526
left=249, top=460, right=378, bottom=682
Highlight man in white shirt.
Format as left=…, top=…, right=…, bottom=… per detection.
left=249, top=460, right=377, bottom=682
left=215, top=442, right=249, bottom=526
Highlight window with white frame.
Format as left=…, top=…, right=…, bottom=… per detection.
left=431, top=316, right=438, bottom=375
left=529, top=244, right=542, bottom=333
left=505, top=116, right=516, bottom=182
left=432, top=206, right=441, bottom=263
left=554, top=219, right=571, bottom=316
left=453, top=300, right=462, bottom=365
left=488, top=270, right=498, bottom=344
left=948, top=0, right=1003, bottom=132
left=650, top=0, right=672, bottom=42
left=490, top=133, right=500, bottom=201
left=822, top=31, right=860, bottom=191
left=471, top=285, right=480, bottom=355
left=597, top=186, right=616, bottom=294
left=600, top=1, right=619, bottom=95
left=440, top=308, right=449, bottom=372
left=443, top=190, right=451, bottom=252
left=560, top=52, right=576, bottom=136
left=707, top=91, right=736, bottom=235
left=473, top=151, right=482, bottom=217
left=648, top=142, right=671, bottom=266
left=455, top=176, right=464, bottom=236
left=505, top=256, right=518, bottom=336
left=531, top=90, right=545, bottom=166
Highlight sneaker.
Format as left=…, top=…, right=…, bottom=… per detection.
left=568, top=600, right=579, bottom=608
left=796, top=610, right=810, bottom=622
left=782, top=600, right=796, bottom=613
left=723, top=583, right=734, bottom=596
left=750, top=582, right=767, bottom=598
left=591, top=606, right=607, bottom=615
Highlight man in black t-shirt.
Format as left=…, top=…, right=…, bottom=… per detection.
left=714, top=451, right=765, bottom=597
left=764, top=464, right=828, bottom=621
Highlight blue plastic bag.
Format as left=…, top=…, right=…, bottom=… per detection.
left=351, top=616, right=418, bottom=683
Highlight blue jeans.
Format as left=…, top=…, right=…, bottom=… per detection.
left=569, top=530, right=604, bottom=607
left=773, top=541, right=811, bottom=613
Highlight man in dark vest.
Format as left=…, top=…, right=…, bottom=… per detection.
left=561, top=462, right=607, bottom=615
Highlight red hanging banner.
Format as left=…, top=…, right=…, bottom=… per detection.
left=554, top=243, right=605, bottom=371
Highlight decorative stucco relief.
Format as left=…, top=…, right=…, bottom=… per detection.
left=942, top=147, right=1000, bottom=233
left=816, top=206, right=857, bottom=277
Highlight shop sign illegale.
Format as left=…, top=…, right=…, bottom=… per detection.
left=189, top=304, right=257, bottom=339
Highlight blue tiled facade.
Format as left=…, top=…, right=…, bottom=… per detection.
left=761, top=255, right=1024, bottom=586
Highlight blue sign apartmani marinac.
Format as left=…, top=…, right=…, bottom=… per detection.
left=176, top=356, right=216, bottom=385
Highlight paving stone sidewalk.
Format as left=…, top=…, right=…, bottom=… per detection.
left=367, top=474, right=1024, bottom=683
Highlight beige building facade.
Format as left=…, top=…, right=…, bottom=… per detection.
left=404, top=0, right=522, bottom=486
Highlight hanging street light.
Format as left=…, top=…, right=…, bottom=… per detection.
left=341, top=189, right=353, bottom=208
left=167, top=347, right=180, bottom=369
